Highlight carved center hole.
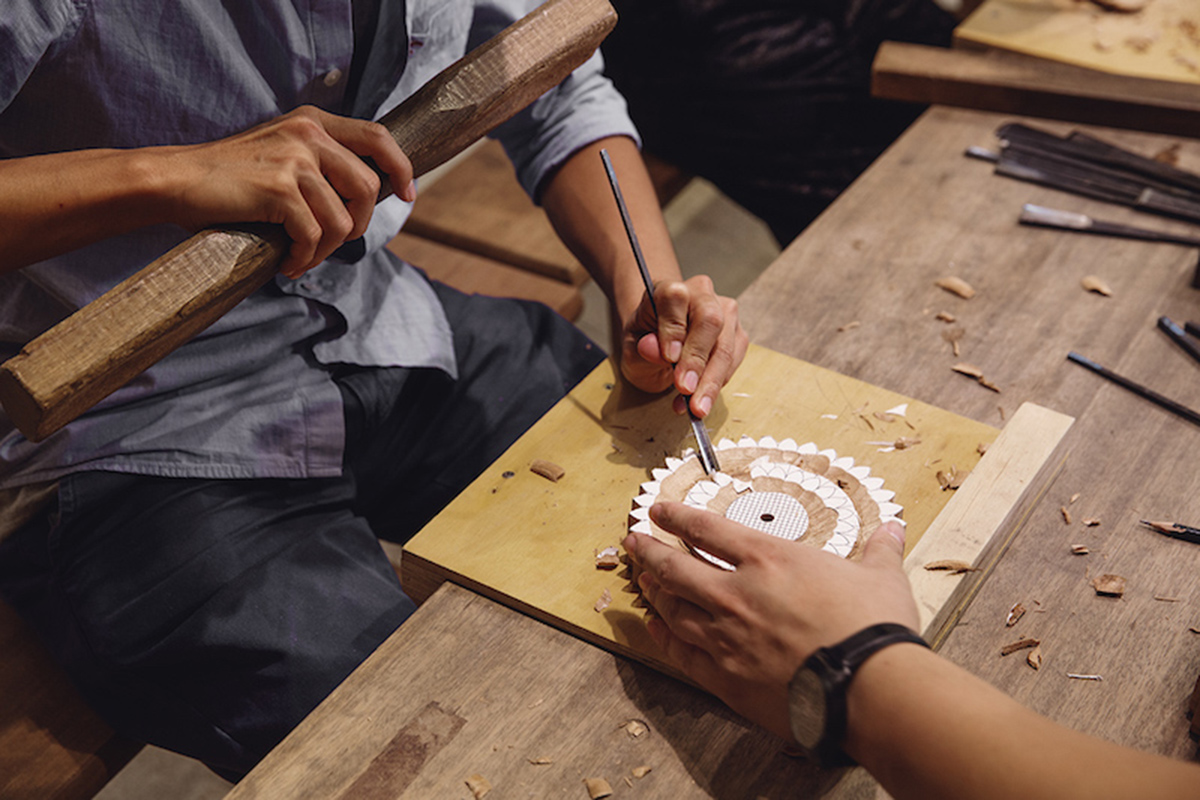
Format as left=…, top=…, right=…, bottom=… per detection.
left=760, top=513, right=775, bottom=522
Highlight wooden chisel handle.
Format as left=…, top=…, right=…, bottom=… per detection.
left=0, top=0, right=616, bottom=442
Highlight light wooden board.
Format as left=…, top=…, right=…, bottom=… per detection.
left=956, top=0, right=1200, bottom=84
left=402, top=344, right=1071, bottom=674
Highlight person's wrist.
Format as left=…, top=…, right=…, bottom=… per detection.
left=841, top=639, right=935, bottom=766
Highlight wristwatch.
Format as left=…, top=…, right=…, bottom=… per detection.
left=787, top=622, right=929, bottom=768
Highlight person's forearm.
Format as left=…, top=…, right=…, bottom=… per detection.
left=539, top=136, right=680, bottom=323
left=0, top=148, right=174, bottom=274
left=846, top=643, right=1200, bottom=800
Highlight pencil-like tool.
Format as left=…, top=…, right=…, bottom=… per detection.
left=1140, top=519, right=1200, bottom=545
left=1157, top=316, right=1200, bottom=368
left=1067, top=351, right=1200, bottom=428
left=599, top=148, right=720, bottom=475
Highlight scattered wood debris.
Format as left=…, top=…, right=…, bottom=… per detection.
left=1006, top=602, right=1027, bottom=627
left=1001, top=637, right=1040, bottom=656
left=632, top=766, right=653, bottom=779
left=942, top=327, right=964, bottom=357
left=1061, top=506, right=1073, bottom=525
left=1067, top=673, right=1103, bottom=681
left=923, top=559, right=979, bottom=575
left=595, top=546, right=621, bottom=570
left=1154, top=595, right=1182, bottom=602
left=1154, top=143, right=1181, bottom=166
left=1081, top=275, right=1113, bottom=297
left=621, top=719, right=649, bottom=738
left=1081, top=517, right=1101, bottom=527
left=1071, top=544, right=1091, bottom=555
left=860, top=414, right=876, bottom=431
left=874, top=411, right=897, bottom=423
left=584, top=778, right=614, bottom=799
left=1092, top=574, right=1127, bottom=597
left=977, top=442, right=989, bottom=456
left=935, top=311, right=957, bottom=323
left=466, top=774, right=492, bottom=799
left=624, top=777, right=633, bottom=789
left=998, top=405, right=1006, bottom=421
left=1027, top=646, right=1043, bottom=671
left=894, top=436, right=921, bottom=450
left=936, top=276, right=976, bottom=299
left=837, top=320, right=861, bottom=332
left=528, top=757, right=553, bottom=765
left=1069, top=493, right=1080, bottom=505
left=594, top=588, right=612, bottom=613
left=1189, top=626, right=1200, bottom=634
left=937, top=465, right=967, bottom=491
left=952, top=363, right=1000, bottom=392
left=531, top=459, right=566, bottom=482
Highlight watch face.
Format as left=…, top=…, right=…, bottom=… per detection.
left=788, top=667, right=828, bottom=750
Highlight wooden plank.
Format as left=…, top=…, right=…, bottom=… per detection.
left=386, top=233, right=584, bottom=320
left=871, top=41, right=1200, bottom=137
left=0, top=601, right=141, bottom=800
left=0, top=0, right=618, bottom=443
left=230, top=582, right=875, bottom=799
left=738, top=105, right=1200, bottom=759
left=399, top=344, right=1068, bottom=680
left=405, top=139, right=590, bottom=286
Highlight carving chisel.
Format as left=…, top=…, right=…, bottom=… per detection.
left=598, top=148, right=720, bottom=475
left=1019, top=204, right=1200, bottom=248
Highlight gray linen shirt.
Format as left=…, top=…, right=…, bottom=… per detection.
left=0, top=0, right=636, bottom=488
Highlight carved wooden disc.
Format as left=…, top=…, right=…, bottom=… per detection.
left=629, top=436, right=903, bottom=567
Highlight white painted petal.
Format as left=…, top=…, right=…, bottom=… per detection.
left=738, top=435, right=757, bottom=448
left=630, top=506, right=650, bottom=520
left=779, top=438, right=799, bottom=451
left=848, top=466, right=871, bottom=480
left=718, top=438, right=738, bottom=450
left=759, top=436, right=778, bottom=449
left=818, top=449, right=838, bottom=460
left=665, top=457, right=684, bottom=471
left=861, top=476, right=885, bottom=491
left=819, top=414, right=838, bottom=420
left=885, top=403, right=909, bottom=417
left=871, top=489, right=896, bottom=503
left=633, top=493, right=656, bottom=507
left=652, top=468, right=672, bottom=482
left=878, top=502, right=904, bottom=518
left=798, top=442, right=819, bottom=455
left=631, top=520, right=652, bottom=534
left=712, top=472, right=733, bottom=487
left=831, top=456, right=855, bottom=471
left=640, top=481, right=660, bottom=496
left=732, top=479, right=752, bottom=493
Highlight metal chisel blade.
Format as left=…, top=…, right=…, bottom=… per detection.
left=689, top=409, right=720, bottom=475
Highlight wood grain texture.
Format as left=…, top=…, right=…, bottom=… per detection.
left=0, top=0, right=617, bottom=442
left=401, top=344, right=1053, bottom=681
left=871, top=41, right=1200, bottom=137
left=738, top=105, right=1200, bottom=759
left=229, top=582, right=870, bottom=800
left=404, top=139, right=590, bottom=285
left=0, top=600, right=141, bottom=800
left=386, top=232, right=584, bottom=320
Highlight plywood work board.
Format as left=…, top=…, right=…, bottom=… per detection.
left=956, top=0, right=1200, bottom=85
left=402, top=344, right=1072, bottom=677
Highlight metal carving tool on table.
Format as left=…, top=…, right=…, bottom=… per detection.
left=599, top=148, right=720, bottom=474
left=1019, top=204, right=1200, bottom=248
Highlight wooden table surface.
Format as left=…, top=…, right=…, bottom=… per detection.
left=231, top=106, right=1200, bottom=798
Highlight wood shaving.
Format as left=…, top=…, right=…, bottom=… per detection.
left=1081, top=275, right=1113, bottom=297
left=860, top=413, right=876, bottom=431
left=1081, top=517, right=1101, bottom=527
left=528, top=757, right=553, bottom=765
left=632, top=765, right=653, bottom=779
left=622, top=719, right=649, bottom=738
left=1154, top=595, right=1181, bottom=602
left=466, top=774, right=493, bottom=799
left=1189, top=627, right=1200, bottom=634
left=595, top=546, right=621, bottom=570
left=594, top=588, right=612, bottom=613
left=936, top=465, right=967, bottom=491
left=530, top=459, right=565, bottom=482
left=977, top=376, right=1001, bottom=393
left=1069, top=493, right=1080, bottom=505
left=942, top=328, right=964, bottom=357
left=584, top=778, right=614, bottom=799
left=1027, top=645, right=1043, bottom=671
left=977, top=442, right=989, bottom=456
left=1071, top=544, right=1090, bottom=555
left=935, top=276, right=976, bottom=299
left=1067, top=673, right=1103, bottom=681
left=998, top=405, right=1006, bottom=421
left=624, top=777, right=633, bottom=788
left=1061, top=506, right=1073, bottom=525
left=1006, top=602, right=1027, bottom=627
left=1092, top=574, right=1127, bottom=597
left=923, top=559, right=979, bottom=574
left=951, top=362, right=1000, bottom=392
left=873, top=411, right=896, bottom=423
left=893, top=436, right=922, bottom=450
left=837, top=320, right=861, bottom=332
left=935, top=311, right=957, bottom=323
left=1154, top=143, right=1182, bottom=166
left=1001, top=637, right=1040, bottom=656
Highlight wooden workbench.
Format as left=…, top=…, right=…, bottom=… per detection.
left=230, top=107, right=1200, bottom=798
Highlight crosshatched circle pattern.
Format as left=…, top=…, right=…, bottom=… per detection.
left=725, top=491, right=809, bottom=541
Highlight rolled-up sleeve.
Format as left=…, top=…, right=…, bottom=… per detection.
left=469, top=0, right=641, bottom=202
left=0, top=1, right=85, bottom=113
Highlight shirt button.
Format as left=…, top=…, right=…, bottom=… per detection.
left=323, top=68, right=343, bottom=87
